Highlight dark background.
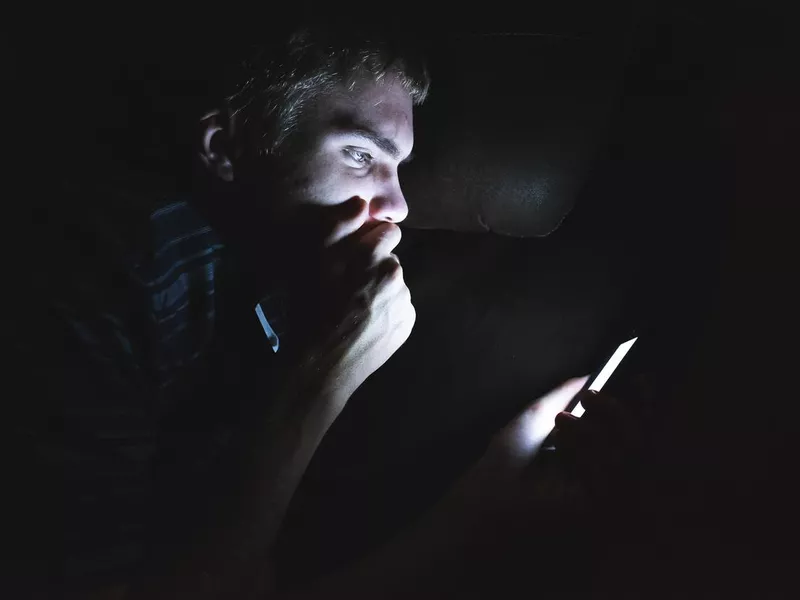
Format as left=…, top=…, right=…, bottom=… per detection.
left=8, top=2, right=799, bottom=596
left=276, top=5, right=799, bottom=595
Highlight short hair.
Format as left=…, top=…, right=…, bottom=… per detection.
left=226, top=27, right=431, bottom=156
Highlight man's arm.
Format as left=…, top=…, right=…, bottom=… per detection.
left=128, top=360, right=349, bottom=600
left=128, top=217, right=417, bottom=599
left=9, top=199, right=414, bottom=599
left=7, top=293, right=353, bottom=600
left=276, top=378, right=593, bottom=600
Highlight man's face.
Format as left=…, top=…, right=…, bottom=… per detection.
left=275, top=75, right=415, bottom=243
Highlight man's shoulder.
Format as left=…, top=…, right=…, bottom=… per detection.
left=60, top=174, right=223, bottom=270
left=42, top=176, right=228, bottom=385
left=8, top=178, right=236, bottom=585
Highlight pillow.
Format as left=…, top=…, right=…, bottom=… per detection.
left=402, top=32, right=628, bottom=237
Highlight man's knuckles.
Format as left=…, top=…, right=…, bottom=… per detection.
left=378, top=253, right=402, bottom=280
left=321, top=198, right=369, bottom=247
left=359, top=222, right=402, bottom=261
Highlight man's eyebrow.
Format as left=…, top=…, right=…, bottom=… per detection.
left=343, top=128, right=401, bottom=160
left=330, top=117, right=407, bottom=161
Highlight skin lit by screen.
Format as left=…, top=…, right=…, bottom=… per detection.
left=570, top=337, right=638, bottom=417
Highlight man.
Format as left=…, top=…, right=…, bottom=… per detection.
left=9, top=26, right=639, bottom=599
left=11, top=25, right=424, bottom=595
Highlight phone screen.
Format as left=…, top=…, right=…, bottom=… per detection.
left=570, top=336, right=638, bottom=417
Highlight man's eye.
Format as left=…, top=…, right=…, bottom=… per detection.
left=344, top=148, right=374, bottom=167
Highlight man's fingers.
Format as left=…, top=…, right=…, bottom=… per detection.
left=376, top=253, right=402, bottom=281
left=353, top=222, right=403, bottom=269
left=490, top=376, right=589, bottom=467
left=293, top=197, right=370, bottom=252
left=321, top=198, right=370, bottom=247
left=555, top=411, right=579, bottom=429
left=556, top=388, right=649, bottom=502
left=576, top=390, right=642, bottom=447
left=556, top=417, right=622, bottom=496
left=325, top=222, right=403, bottom=288
left=367, top=222, right=403, bottom=258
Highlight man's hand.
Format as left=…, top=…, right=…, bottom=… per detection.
left=440, top=377, right=589, bottom=520
left=279, top=378, right=592, bottom=600
left=292, top=198, right=416, bottom=411
left=553, top=381, right=652, bottom=505
left=278, top=379, right=655, bottom=600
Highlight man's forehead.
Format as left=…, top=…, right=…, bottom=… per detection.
left=321, top=79, right=414, bottom=148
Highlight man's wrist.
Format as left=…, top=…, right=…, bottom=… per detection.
left=277, top=357, right=353, bottom=428
left=310, top=379, right=355, bottom=423
left=289, top=346, right=358, bottom=408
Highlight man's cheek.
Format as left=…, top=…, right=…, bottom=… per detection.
left=296, top=162, right=340, bottom=206
left=313, top=170, right=366, bottom=208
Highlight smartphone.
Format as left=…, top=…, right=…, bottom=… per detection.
left=540, top=335, right=639, bottom=451
left=568, top=336, right=638, bottom=417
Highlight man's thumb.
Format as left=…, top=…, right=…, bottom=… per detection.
left=322, top=197, right=370, bottom=248
left=491, top=376, right=590, bottom=466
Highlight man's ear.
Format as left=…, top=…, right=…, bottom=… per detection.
left=198, top=105, right=240, bottom=182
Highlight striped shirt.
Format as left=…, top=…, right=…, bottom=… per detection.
left=9, top=177, right=290, bottom=588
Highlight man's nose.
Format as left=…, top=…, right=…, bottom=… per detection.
left=368, top=179, right=409, bottom=224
